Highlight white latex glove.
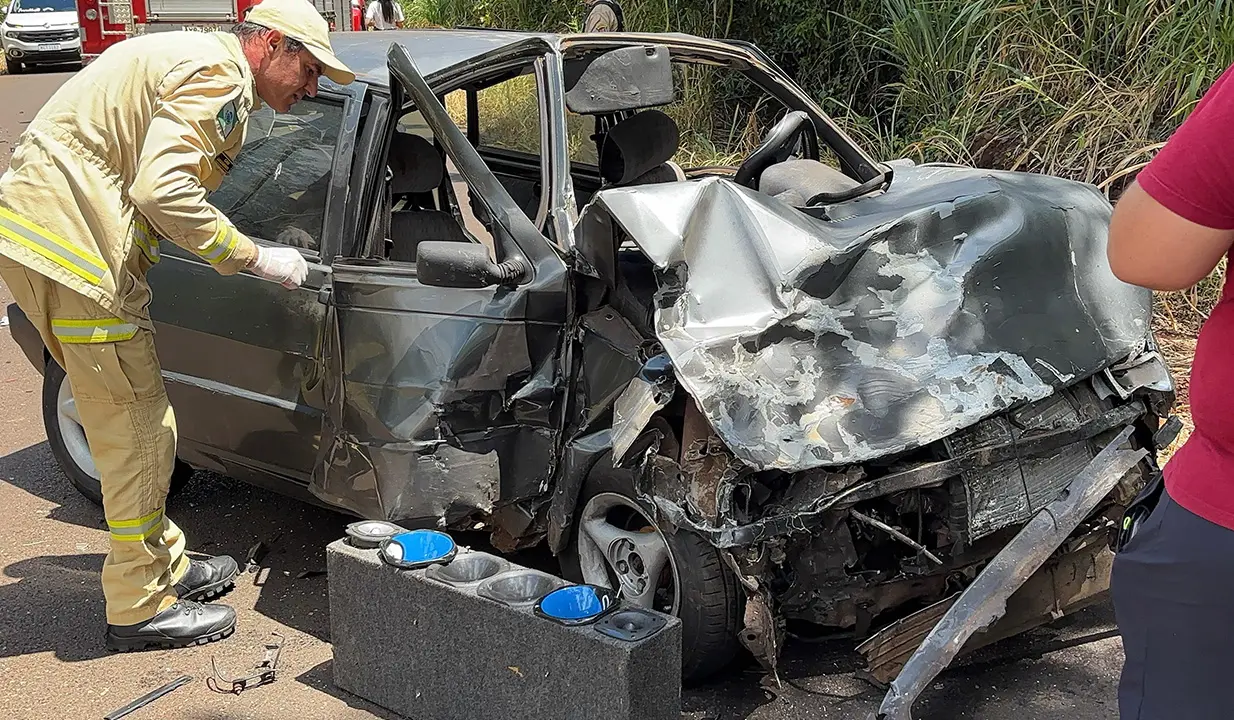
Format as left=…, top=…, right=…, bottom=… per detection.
left=249, top=245, right=308, bottom=289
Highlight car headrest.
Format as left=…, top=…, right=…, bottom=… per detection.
left=599, top=110, right=681, bottom=185
left=389, top=132, right=445, bottom=195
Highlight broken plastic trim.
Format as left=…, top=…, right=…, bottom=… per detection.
left=872, top=425, right=1146, bottom=720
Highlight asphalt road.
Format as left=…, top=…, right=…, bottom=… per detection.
left=0, top=67, right=1125, bottom=720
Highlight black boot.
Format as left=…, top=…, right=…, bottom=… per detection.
left=105, top=600, right=236, bottom=652
left=174, top=555, right=239, bottom=602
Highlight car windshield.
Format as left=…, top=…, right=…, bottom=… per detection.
left=10, top=0, right=75, bottom=12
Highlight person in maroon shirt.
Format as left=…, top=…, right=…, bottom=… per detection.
left=1108, top=61, right=1234, bottom=720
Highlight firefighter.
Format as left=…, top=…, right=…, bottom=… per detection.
left=0, top=0, right=353, bottom=651
left=582, top=0, right=624, bottom=32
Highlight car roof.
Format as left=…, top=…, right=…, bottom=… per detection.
left=327, top=28, right=559, bottom=89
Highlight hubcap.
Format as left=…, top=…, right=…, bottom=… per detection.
left=577, top=492, right=681, bottom=614
left=56, top=374, right=98, bottom=479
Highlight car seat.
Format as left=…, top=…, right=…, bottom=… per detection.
left=598, top=109, right=686, bottom=187
left=758, top=159, right=863, bottom=207
left=385, top=132, right=471, bottom=263
left=593, top=109, right=687, bottom=336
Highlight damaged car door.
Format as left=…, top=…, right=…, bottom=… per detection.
left=308, top=42, right=570, bottom=526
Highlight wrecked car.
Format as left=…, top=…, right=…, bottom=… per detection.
left=6, top=28, right=1176, bottom=695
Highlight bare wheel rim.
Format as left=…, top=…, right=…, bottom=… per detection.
left=577, top=491, right=681, bottom=615
left=56, top=373, right=99, bottom=480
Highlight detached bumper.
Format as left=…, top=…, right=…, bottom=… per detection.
left=871, top=425, right=1147, bottom=720
left=5, top=303, right=45, bottom=375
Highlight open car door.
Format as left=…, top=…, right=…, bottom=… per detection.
left=308, top=42, right=570, bottom=526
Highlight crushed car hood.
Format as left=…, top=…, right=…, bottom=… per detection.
left=584, top=165, right=1152, bottom=472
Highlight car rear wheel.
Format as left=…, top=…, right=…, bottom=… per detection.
left=42, top=356, right=194, bottom=507
left=560, top=451, right=744, bottom=682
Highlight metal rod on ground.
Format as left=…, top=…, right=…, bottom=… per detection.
left=103, top=675, right=192, bottom=720
left=873, top=424, right=1146, bottom=720
left=850, top=509, right=944, bottom=565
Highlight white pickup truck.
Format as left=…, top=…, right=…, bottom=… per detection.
left=1, top=0, right=82, bottom=74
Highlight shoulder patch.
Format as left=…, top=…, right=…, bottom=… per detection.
left=215, top=99, right=240, bottom=141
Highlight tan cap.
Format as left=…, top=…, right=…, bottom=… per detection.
left=244, top=0, right=355, bottom=85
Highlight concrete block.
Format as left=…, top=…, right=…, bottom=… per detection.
left=327, top=537, right=682, bottom=720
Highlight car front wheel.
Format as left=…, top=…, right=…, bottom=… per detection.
left=42, top=356, right=193, bottom=507
left=560, top=452, right=744, bottom=682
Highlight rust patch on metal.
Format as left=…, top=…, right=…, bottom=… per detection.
left=680, top=398, right=740, bottom=523
left=739, top=590, right=782, bottom=684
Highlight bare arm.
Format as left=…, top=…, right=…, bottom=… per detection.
left=1108, top=180, right=1234, bottom=291
left=1107, top=63, right=1234, bottom=292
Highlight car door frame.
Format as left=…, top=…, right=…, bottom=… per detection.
left=307, top=40, right=573, bottom=522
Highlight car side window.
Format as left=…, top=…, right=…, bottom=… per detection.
left=208, top=96, right=345, bottom=255
left=377, top=64, right=548, bottom=264
left=467, top=73, right=541, bottom=156
left=565, top=60, right=817, bottom=171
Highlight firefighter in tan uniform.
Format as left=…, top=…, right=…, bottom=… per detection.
left=582, top=0, right=624, bottom=32
left=0, top=0, right=353, bottom=651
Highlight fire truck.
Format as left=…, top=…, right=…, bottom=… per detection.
left=77, top=0, right=356, bottom=64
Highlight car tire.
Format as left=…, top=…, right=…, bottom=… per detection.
left=42, top=356, right=194, bottom=507
left=7, top=58, right=24, bottom=75
left=559, top=449, right=744, bottom=683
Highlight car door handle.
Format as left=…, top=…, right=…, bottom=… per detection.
left=317, top=285, right=332, bottom=305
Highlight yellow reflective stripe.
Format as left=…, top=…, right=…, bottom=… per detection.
left=201, top=224, right=239, bottom=265
left=108, top=509, right=164, bottom=542
left=109, top=508, right=163, bottom=528
left=0, top=207, right=108, bottom=284
left=132, top=220, right=160, bottom=264
left=51, top=317, right=139, bottom=344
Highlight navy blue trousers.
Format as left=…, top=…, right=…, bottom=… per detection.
left=1112, top=485, right=1234, bottom=719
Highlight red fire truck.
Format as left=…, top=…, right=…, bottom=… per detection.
left=76, top=0, right=355, bottom=64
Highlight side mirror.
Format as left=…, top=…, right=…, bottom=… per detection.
left=416, top=241, right=525, bottom=288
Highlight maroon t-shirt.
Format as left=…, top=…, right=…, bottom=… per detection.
left=1137, top=61, right=1234, bottom=530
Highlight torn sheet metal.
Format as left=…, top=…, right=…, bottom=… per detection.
left=309, top=272, right=562, bottom=523
left=873, top=425, right=1145, bottom=720
left=581, top=166, right=1154, bottom=472
left=547, top=428, right=613, bottom=553
left=612, top=353, right=675, bottom=463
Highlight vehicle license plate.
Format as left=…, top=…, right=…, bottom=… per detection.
left=38, top=43, right=61, bottom=51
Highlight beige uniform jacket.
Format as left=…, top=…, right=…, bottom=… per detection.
left=0, top=30, right=261, bottom=330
